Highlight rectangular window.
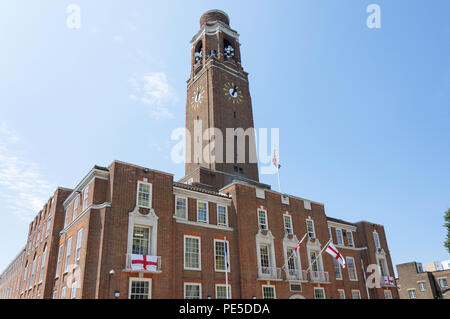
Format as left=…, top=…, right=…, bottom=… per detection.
left=306, top=219, right=315, bottom=238
left=347, top=231, right=354, bottom=247
left=73, top=196, right=79, bottom=218
left=259, top=244, right=270, bottom=271
left=217, top=205, right=228, bottom=226
left=286, top=248, right=297, bottom=272
left=215, top=284, right=231, bottom=299
left=197, top=201, right=208, bottom=223
left=60, top=286, right=66, bottom=299
left=55, top=244, right=63, bottom=278
left=333, top=258, right=342, bottom=280
left=408, top=289, right=416, bottom=299
left=337, top=289, right=345, bottom=299
left=384, top=290, right=393, bottom=299
left=184, top=283, right=201, bottom=299
left=137, top=182, right=151, bottom=208
left=82, top=184, right=89, bottom=210
left=71, top=281, right=77, bottom=299
left=132, top=226, right=150, bottom=255
left=258, top=209, right=268, bottom=230
left=52, top=290, right=57, bottom=299
left=184, top=236, right=201, bottom=270
left=39, top=248, right=46, bottom=282
left=310, top=251, right=322, bottom=272
left=130, top=280, right=150, bottom=299
left=64, top=209, right=69, bottom=227
left=378, top=258, right=388, bottom=276
left=373, top=231, right=381, bottom=249
left=418, top=282, right=426, bottom=291
left=328, top=227, right=333, bottom=242
left=439, top=278, right=448, bottom=288
left=283, top=215, right=293, bottom=234
left=351, top=290, right=361, bottom=299
left=64, top=237, right=72, bottom=273
left=314, top=288, right=325, bottom=299
left=214, top=240, right=230, bottom=272
left=336, top=229, right=344, bottom=246
left=46, top=218, right=51, bottom=237
left=175, top=197, right=187, bottom=219
left=347, top=257, right=357, bottom=281
left=262, top=286, right=276, bottom=299
left=75, top=228, right=83, bottom=265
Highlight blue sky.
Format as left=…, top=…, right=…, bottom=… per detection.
left=0, top=0, right=449, bottom=274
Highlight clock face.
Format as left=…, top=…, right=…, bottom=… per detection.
left=191, top=86, right=204, bottom=109
left=223, top=82, right=243, bottom=104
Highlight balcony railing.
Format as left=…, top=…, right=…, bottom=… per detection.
left=259, top=266, right=282, bottom=280
left=309, top=270, right=330, bottom=283
left=124, top=254, right=162, bottom=273
left=286, top=269, right=308, bottom=282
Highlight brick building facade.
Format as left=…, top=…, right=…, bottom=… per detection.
left=396, top=262, right=450, bottom=299
left=1, top=10, right=398, bottom=299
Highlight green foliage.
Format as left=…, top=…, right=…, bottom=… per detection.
left=445, top=209, right=450, bottom=254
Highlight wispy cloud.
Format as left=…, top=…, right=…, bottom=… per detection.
left=0, top=123, right=53, bottom=221
left=129, top=72, right=177, bottom=120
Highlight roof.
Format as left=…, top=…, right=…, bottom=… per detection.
left=326, top=216, right=357, bottom=227
left=173, top=182, right=231, bottom=199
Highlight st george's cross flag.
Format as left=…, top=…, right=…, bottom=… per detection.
left=325, top=242, right=346, bottom=268
left=292, top=233, right=308, bottom=257
left=131, top=254, right=158, bottom=272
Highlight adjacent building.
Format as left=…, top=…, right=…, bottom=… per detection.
left=0, top=10, right=398, bottom=299
left=396, top=262, right=450, bottom=299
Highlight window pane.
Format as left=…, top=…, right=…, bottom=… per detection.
left=130, top=281, right=149, bottom=299
left=176, top=198, right=187, bottom=218
left=185, top=284, right=200, bottom=299
left=132, top=227, right=150, bottom=255
left=138, top=183, right=151, bottom=207
left=185, top=237, right=200, bottom=269
left=197, top=202, right=207, bottom=222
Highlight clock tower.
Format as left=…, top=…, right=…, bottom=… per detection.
left=183, top=10, right=262, bottom=190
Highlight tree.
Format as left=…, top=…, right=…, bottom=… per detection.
left=445, top=209, right=450, bottom=254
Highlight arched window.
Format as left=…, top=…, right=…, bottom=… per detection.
left=194, top=41, right=203, bottom=63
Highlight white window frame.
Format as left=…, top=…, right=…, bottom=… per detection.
left=215, top=284, right=231, bottom=299
left=217, top=205, right=228, bottom=227
left=373, top=231, right=381, bottom=249
left=60, top=286, right=66, bottom=299
left=283, top=214, right=293, bottom=235
left=131, top=225, right=151, bottom=255
left=75, top=228, right=83, bottom=265
left=45, top=218, right=51, bottom=238
left=262, top=285, right=276, bottom=299
left=257, top=209, right=268, bottom=230
left=346, top=257, right=358, bottom=281
left=39, top=247, right=46, bottom=283
left=64, top=237, right=72, bottom=273
left=70, top=281, right=77, bottom=299
left=73, top=196, right=79, bottom=218
left=197, top=200, right=209, bottom=223
left=328, top=226, right=333, bottom=242
left=351, top=290, right=361, bottom=299
left=408, top=289, right=417, bottom=299
left=337, top=289, right=346, bottom=299
left=184, top=235, right=201, bottom=271
left=55, top=244, right=63, bottom=278
left=438, top=277, right=448, bottom=288
left=128, top=277, right=152, bottom=299
left=82, top=184, right=90, bottom=210
left=347, top=231, right=354, bottom=247
left=314, top=287, right=326, bottom=299
left=336, top=229, right=344, bottom=246
left=175, top=196, right=188, bottom=220
left=333, top=258, right=343, bottom=280
left=214, top=239, right=230, bottom=272
left=306, top=219, right=315, bottom=238
left=184, top=282, right=202, bottom=299
left=136, top=181, right=152, bottom=209
left=417, top=281, right=426, bottom=291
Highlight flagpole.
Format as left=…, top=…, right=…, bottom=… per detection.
left=305, top=238, right=332, bottom=272
left=281, top=233, right=307, bottom=272
left=225, top=236, right=229, bottom=299
left=361, top=258, right=370, bottom=299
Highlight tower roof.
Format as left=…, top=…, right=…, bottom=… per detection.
left=200, top=9, right=230, bottom=26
